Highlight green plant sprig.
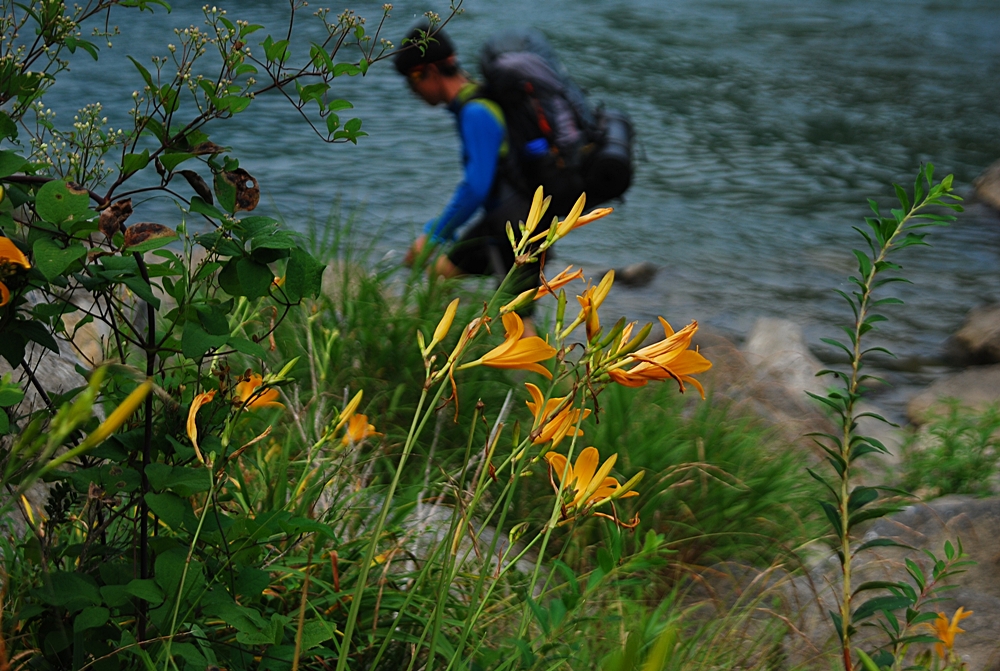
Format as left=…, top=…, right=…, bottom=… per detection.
left=808, top=164, right=962, bottom=671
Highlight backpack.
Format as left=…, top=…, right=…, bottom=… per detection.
left=479, top=30, right=634, bottom=207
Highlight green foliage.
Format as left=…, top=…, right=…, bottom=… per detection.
left=584, top=383, right=821, bottom=567
left=809, top=165, right=967, bottom=670
left=901, top=402, right=1000, bottom=499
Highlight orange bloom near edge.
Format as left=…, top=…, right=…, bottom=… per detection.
left=608, top=319, right=712, bottom=397
left=186, top=389, right=217, bottom=457
left=0, top=237, right=32, bottom=307
left=545, top=447, right=639, bottom=512
left=930, top=607, right=972, bottom=659
left=342, top=413, right=380, bottom=446
left=477, top=312, right=557, bottom=379
left=525, top=382, right=590, bottom=448
left=236, top=373, right=284, bottom=410
left=535, top=265, right=584, bottom=300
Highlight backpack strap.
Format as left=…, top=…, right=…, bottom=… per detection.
left=455, top=83, right=510, bottom=159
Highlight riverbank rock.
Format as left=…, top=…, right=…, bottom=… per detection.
left=954, top=304, right=1000, bottom=364
left=743, top=318, right=826, bottom=399
left=614, top=261, right=658, bottom=287
left=973, top=159, right=1000, bottom=210
left=906, top=365, right=1000, bottom=425
left=783, top=496, right=1000, bottom=670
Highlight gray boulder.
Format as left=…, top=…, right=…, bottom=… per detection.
left=907, top=365, right=1000, bottom=425
left=954, top=304, right=1000, bottom=364
left=784, top=496, right=1000, bottom=670
left=973, top=159, right=1000, bottom=211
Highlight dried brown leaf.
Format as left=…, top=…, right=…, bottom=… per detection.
left=179, top=170, right=213, bottom=204
left=191, top=141, right=226, bottom=156
left=99, top=199, right=133, bottom=239
left=123, top=222, right=177, bottom=249
left=223, top=168, right=259, bottom=212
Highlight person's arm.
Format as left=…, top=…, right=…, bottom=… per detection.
left=423, top=102, right=505, bottom=243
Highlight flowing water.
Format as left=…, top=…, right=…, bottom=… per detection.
left=45, top=0, right=1000, bottom=418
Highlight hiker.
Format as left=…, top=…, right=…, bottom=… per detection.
left=394, top=25, right=575, bottom=315
left=395, top=24, right=634, bottom=319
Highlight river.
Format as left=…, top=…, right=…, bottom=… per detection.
left=44, top=0, right=1000, bottom=419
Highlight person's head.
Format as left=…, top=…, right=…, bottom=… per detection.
left=394, top=23, right=462, bottom=106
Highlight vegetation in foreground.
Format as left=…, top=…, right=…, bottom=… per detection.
left=0, top=2, right=983, bottom=670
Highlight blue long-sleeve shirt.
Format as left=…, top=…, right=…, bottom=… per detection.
left=424, top=89, right=506, bottom=243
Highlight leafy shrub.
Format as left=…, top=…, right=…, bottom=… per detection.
left=901, top=401, right=1000, bottom=498
left=585, top=383, right=821, bottom=568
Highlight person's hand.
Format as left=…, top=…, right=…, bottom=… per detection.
left=404, top=234, right=427, bottom=267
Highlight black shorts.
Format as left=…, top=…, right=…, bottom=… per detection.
left=446, top=188, right=540, bottom=298
left=446, top=178, right=583, bottom=315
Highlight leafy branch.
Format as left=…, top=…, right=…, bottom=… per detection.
left=808, top=164, right=962, bottom=671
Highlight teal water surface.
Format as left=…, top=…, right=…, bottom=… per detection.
left=46, top=0, right=1000, bottom=416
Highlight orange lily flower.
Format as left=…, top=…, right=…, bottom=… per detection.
left=545, top=446, right=639, bottom=512
left=0, top=237, right=31, bottom=306
left=524, top=382, right=590, bottom=447
left=607, top=319, right=712, bottom=397
left=555, top=203, right=614, bottom=239
left=236, top=373, right=284, bottom=410
left=576, top=270, right=614, bottom=341
left=536, top=265, right=584, bottom=300
left=474, top=312, right=556, bottom=379
left=423, top=297, right=460, bottom=354
left=930, top=607, right=972, bottom=659
left=186, top=389, right=217, bottom=458
left=522, top=185, right=552, bottom=239
left=341, top=412, right=380, bottom=446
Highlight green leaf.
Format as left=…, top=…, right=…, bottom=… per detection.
left=160, top=152, right=194, bottom=172
left=189, top=195, right=227, bottom=221
left=182, top=320, right=229, bottom=359
left=145, top=492, right=187, bottom=529
left=852, top=580, right=901, bottom=595
left=0, top=150, right=28, bottom=177
left=32, top=239, right=87, bottom=280
left=848, top=486, right=878, bottom=514
left=35, top=572, right=101, bottom=610
left=852, top=596, right=911, bottom=623
left=196, top=304, right=231, bottom=336
left=333, top=63, right=360, bottom=77
left=849, top=505, right=901, bottom=528
left=128, top=56, right=154, bottom=88
left=119, top=274, right=161, bottom=309
left=855, top=649, right=882, bottom=671
left=99, top=584, right=131, bottom=608
left=234, top=567, right=270, bottom=599
left=219, top=95, right=251, bottom=114
left=122, top=149, right=150, bottom=175
left=327, top=99, right=353, bottom=111
left=12, top=320, right=59, bottom=354
left=235, top=257, right=273, bottom=299
left=300, top=620, right=335, bottom=650
left=326, top=113, right=340, bottom=134
left=214, top=170, right=237, bottom=213
left=74, top=606, right=110, bottom=633
left=283, top=247, right=325, bottom=301
left=641, top=625, right=677, bottom=671
left=228, top=336, right=267, bottom=359
left=0, top=333, right=27, bottom=368
left=854, top=538, right=913, bottom=555
left=126, top=579, right=165, bottom=606
left=35, top=180, right=93, bottom=225
left=154, top=548, right=204, bottom=600
left=297, top=82, right=329, bottom=107
left=0, top=112, right=18, bottom=141
left=820, top=501, right=842, bottom=537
